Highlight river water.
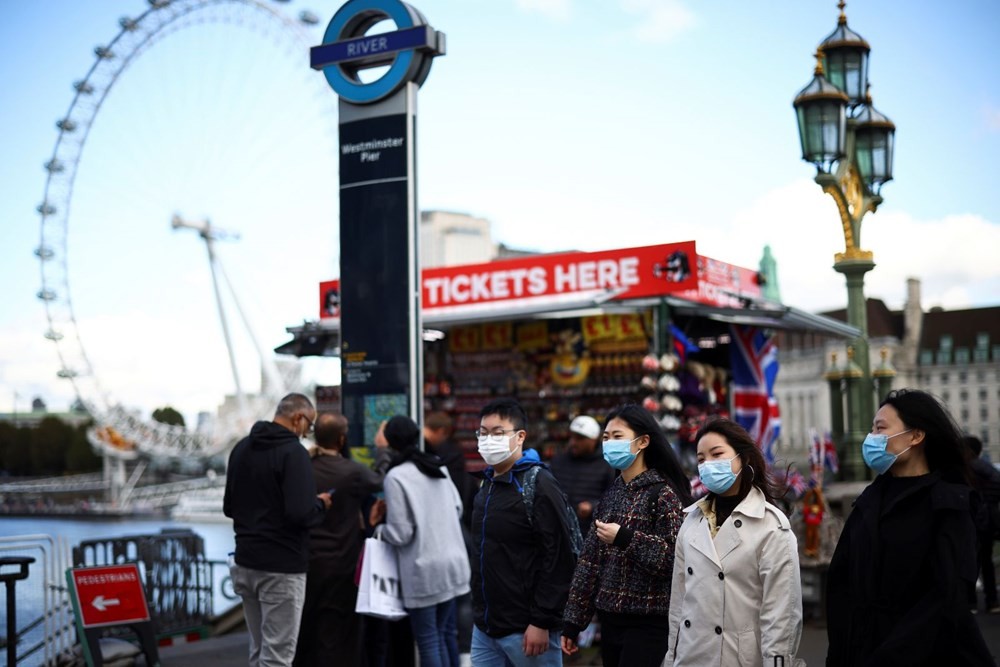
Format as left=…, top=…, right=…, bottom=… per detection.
left=0, top=514, right=238, bottom=666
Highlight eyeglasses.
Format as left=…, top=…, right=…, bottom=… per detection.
left=476, top=428, right=522, bottom=439
left=301, top=414, right=315, bottom=434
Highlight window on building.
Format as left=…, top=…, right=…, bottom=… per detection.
left=941, top=335, right=953, bottom=350
left=937, top=349, right=952, bottom=365
left=979, top=370, right=987, bottom=382
left=941, top=372, right=950, bottom=383
left=981, top=428, right=990, bottom=446
left=961, top=408, right=969, bottom=421
left=920, top=350, right=934, bottom=365
left=956, top=349, right=971, bottom=364
left=976, top=332, right=990, bottom=349
left=942, top=390, right=951, bottom=403
left=981, top=388, right=989, bottom=401
left=959, top=370, right=968, bottom=382
left=960, top=389, right=969, bottom=401
left=993, top=345, right=1000, bottom=362
left=981, top=407, right=989, bottom=421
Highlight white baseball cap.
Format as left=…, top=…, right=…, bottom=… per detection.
left=569, top=415, right=601, bottom=440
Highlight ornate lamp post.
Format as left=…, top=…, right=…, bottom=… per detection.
left=793, top=2, right=895, bottom=480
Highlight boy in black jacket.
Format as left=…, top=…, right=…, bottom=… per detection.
left=470, top=398, right=577, bottom=666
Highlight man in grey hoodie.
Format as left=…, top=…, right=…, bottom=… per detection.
left=223, top=393, right=333, bottom=667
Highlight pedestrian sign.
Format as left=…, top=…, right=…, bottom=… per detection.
left=68, top=564, right=151, bottom=628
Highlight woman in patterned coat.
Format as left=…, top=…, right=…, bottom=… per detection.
left=561, top=403, right=693, bottom=667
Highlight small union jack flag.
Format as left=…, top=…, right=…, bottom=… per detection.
left=730, top=325, right=781, bottom=462
left=823, top=431, right=840, bottom=474
left=785, top=467, right=810, bottom=497
left=809, top=429, right=824, bottom=484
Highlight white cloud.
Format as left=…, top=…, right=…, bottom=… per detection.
left=514, top=0, right=572, bottom=21
left=620, top=0, right=698, bottom=43
left=481, top=177, right=1000, bottom=317
left=865, top=211, right=1000, bottom=310
left=726, top=181, right=1000, bottom=314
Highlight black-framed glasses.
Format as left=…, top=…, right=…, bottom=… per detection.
left=476, top=428, right=522, bottom=439
left=301, top=414, right=315, bottom=434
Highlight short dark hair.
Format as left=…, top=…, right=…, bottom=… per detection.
left=315, top=413, right=347, bottom=450
left=479, top=398, right=527, bottom=432
left=425, top=411, right=454, bottom=432
left=384, top=415, right=421, bottom=451
left=275, top=393, right=313, bottom=419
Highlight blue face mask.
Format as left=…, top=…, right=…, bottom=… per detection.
left=862, top=430, right=913, bottom=475
left=603, top=437, right=640, bottom=470
left=698, top=455, right=741, bottom=494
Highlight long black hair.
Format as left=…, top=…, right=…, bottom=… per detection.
left=695, top=418, right=784, bottom=506
left=880, top=389, right=970, bottom=485
left=603, top=403, right=693, bottom=506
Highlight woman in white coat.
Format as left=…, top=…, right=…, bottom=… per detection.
left=666, top=418, right=803, bottom=667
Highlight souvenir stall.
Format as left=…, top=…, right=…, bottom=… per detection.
left=282, top=241, right=857, bottom=474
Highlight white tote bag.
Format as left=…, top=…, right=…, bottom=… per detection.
left=355, top=537, right=407, bottom=620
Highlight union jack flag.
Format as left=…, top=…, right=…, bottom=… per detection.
left=823, top=431, right=840, bottom=474
left=730, top=325, right=781, bottom=462
left=809, top=429, right=824, bottom=484
left=777, top=466, right=810, bottom=498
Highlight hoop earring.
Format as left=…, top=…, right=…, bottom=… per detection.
left=746, top=465, right=756, bottom=484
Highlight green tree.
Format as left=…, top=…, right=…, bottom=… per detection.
left=0, top=421, right=16, bottom=474
left=4, top=426, right=33, bottom=475
left=66, top=421, right=101, bottom=473
left=152, top=406, right=186, bottom=428
left=31, top=417, right=72, bottom=475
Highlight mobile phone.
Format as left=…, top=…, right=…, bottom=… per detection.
left=325, top=488, right=337, bottom=496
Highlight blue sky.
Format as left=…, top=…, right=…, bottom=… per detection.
left=1, top=0, right=998, bottom=422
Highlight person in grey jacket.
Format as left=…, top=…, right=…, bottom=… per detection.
left=666, top=418, right=803, bottom=667
left=369, top=415, right=471, bottom=667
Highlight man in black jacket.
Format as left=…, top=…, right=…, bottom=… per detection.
left=293, top=412, right=391, bottom=666
left=223, top=393, right=333, bottom=667
left=550, top=414, right=615, bottom=538
left=470, top=398, right=577, bottom=666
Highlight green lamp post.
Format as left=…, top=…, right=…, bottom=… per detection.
left=793, top=1, right=896, bottom=481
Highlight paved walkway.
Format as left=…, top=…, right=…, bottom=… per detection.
left=149, top=614, right=1000, bottom=666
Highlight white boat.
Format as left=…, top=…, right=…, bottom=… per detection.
left=171, top=486, right=230, bottom=523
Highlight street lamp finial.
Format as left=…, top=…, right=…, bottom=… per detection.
left=838, top=1, right=847, bottom=26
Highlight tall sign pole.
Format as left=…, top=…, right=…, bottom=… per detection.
left=311, top=0, right=445, bottom=447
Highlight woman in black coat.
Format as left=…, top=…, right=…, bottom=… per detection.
left=826, top=389, right=994, bottom=666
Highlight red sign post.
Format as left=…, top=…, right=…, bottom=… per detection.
left=66, top=564, right=159, bottom=666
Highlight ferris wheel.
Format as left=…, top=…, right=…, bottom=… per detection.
left=35, top=0, right=336, bottom=463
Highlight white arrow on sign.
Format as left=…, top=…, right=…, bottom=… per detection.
left=92, top=595, right=121, bottom=612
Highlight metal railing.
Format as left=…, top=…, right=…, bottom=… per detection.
left=0, top=534, right=75, bottom=666
left=73, top=528, right=216, bottom=637
left=0, top=528, right=237, bottom=666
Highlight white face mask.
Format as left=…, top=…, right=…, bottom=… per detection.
left=478, top=434, right=516, bottom=466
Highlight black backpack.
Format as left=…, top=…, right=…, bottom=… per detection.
left=519, top=466, right=585, bottom=557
